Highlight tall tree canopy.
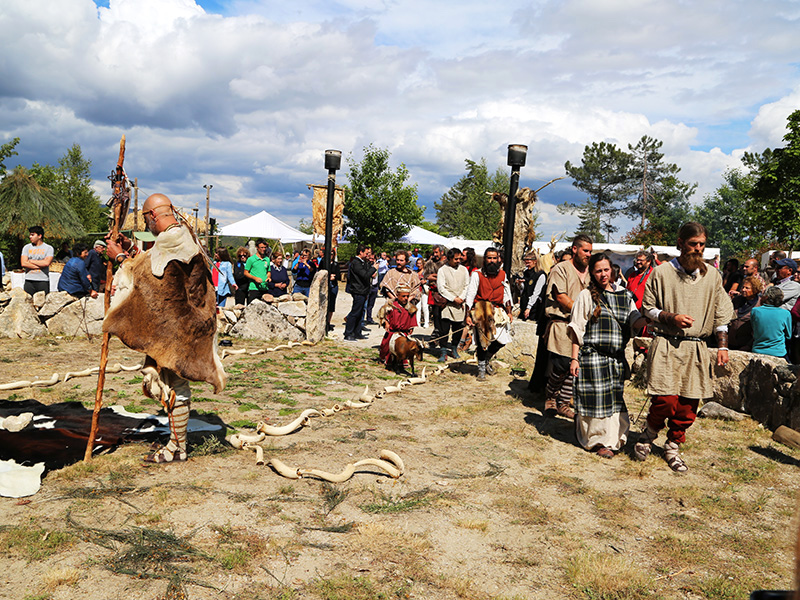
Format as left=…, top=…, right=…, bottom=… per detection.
left=0, top=167, right=85, bottom=239
left=748, top=109, right=800, bottom=250
left=435, top=158, right=511, bottom=239
left=343, top=144, right=423, bottom=249
left=0, top=137, right=20, bottom=177
left=624, top=135, right=682, bottom=228
left=560, top=142, right=632, bottom=242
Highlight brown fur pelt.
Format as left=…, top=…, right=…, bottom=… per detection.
left=103, top=252, right=226, bottom=392
left=490, top=187, right=539, bottom=276
left=470, top=300, right=496, bottom=350
left=390, top=335, right=423, bottom=375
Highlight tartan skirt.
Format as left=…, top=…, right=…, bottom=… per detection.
left=574, top=347, right=627, bottom=419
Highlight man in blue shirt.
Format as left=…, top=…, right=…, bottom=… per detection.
left=85, top=240, right=107, bottom=292
left=57, top=243, right=97, bottom=298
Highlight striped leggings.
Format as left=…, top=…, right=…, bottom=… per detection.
left=546, top=353, right=574, bottom=407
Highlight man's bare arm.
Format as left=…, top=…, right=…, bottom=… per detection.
left=555, top=292, right=573, bottom=312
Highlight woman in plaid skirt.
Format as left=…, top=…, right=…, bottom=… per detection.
left=568, top=254, right=647, bottom=458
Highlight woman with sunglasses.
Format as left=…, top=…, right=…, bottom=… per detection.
left=233, top=247, right=250, bottom=305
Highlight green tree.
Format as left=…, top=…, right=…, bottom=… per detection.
left=623, top=176, right=696, bottom=247
left=56, top=144, right=106, bottom=232
left=0, top=137, right=20, bottom=177
left=435, top=158, right=511, bottom=239
left=694, top=168, right=764, bottom=259
left=0, top=167, right=85, bottom=240
left=624, top=136, right=683, bottom=229
left=560, top=142, right=632, bottom=242
left=343, top=144, right=423, bottom=248
left=748, top=109, right=800, bottom=250
left=297, top=218, right=314, bottom=235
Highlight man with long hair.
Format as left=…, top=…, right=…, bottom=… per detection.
left=636, top=222, right=734, bottom=472
left=536, top=234, right=593, bottom=418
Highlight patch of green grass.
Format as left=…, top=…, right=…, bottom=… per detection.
left=0, top=524, right=74, bottom=561
left=123, top=403, right=145, bottom=413
left=126, top=376, right=143, bottom=384
left=692, top=575, right=756, bottom=600
left=237, top=402, right=260, bottom=412
left=360, top=489, right=435, bottom=514
left=229, top=419, right=258, bottom=429
left=190, top=436, right=232, bottom=457
left=272, top=394, right=298, bottom=407
left=278, top=408, right=300, bottom=416
left=566, top=552, right=653, bottom=600
left=312, top=574, right=388, bottom=600
left=230, top=390, right=246, bottom=399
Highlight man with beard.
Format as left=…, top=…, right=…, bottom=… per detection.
left=423, top=245, right=447, bottom=346
left=635, top=222, right=734, bottom=472
left=379, top=284, right=418, bottom=371
left=537, top=235, right=592, bottom=418
left=626, top=250, right=655, bottom=311
left=465, top=247, right=513, bottom=381
left=380, top=250, right=422, bottom=304
left=344, top=244, right=376, bottom=341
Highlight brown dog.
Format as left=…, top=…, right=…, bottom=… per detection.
left=389, top=334, right=423, bottom=375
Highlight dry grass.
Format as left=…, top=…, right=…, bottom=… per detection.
left=40, top=566, right=81, bottom=592
left=457, top=519, right=489, bottom=532
left=565, top=551, right=654, bottom=600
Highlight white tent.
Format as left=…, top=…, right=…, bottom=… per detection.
left=219, top=210, right=314, bottom=243
left=398, top=226, right=453, bottom=246
left=447, top=238, right=498, bottom=255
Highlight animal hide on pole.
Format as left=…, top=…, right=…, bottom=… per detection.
left=308, top=184, right=345, bottom=242
left=491, top=187, right=538, bottom=277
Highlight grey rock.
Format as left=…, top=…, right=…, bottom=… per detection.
left=0, top=292, right=11, bottom=306
left=0, top=288, right=47, bottom=338
left=38, top=291, right=77, bottom=319
left=304, top=270, right=328, bottom=344
left=296, top=317, right=306, bottom=331
left=229, top=300, right=304, bottom=342
left=494, top=319, right=538, bottom=370
left=710, top=349, right=755, bottom=413
left=277, top=301, right=308, bottom=318
left=32, top=291, right=46, bottom=309
left=45, top=295, right=105, bottom=337
left=698, top=401, right=746, bottom=421
left=291, top=292, right=308, bottom=302
left=222, top=310, right=238, bottom=324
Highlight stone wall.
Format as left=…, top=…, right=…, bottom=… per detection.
left=0, top=287, right=309, bottom=342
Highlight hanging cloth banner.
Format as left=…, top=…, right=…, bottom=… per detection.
left=308, top=184, right=345, bottom=242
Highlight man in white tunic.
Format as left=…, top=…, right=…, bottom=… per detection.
left=636, top=222, right=734, bottom=472
left=436, top=247, right=470, bottom=361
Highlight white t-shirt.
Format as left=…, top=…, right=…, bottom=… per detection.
left=22, top=242, right=54, bottom=281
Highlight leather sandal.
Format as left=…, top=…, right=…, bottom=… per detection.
left=596, top=447, right=614, bottom=459
left=665, top=441, right=688, bottom=472
left=556, top=403, right=575, bottom=419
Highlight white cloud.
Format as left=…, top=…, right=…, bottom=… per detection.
left=0, top=0, right=798, bottom=244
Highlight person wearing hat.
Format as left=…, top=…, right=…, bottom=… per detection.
left=378, top=283, right=417, bottom=370
left=774, top=258, right=800, bottom=311
left=85, top=239, right=108, bottom=292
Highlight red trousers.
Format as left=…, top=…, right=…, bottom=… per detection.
left=646, top=395, right=699, bottom=444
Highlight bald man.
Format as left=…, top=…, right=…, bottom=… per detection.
left=104, top=194, right=226, bottom=463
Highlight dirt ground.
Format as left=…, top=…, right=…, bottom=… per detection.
left=0, top=294, right=799, bottom=600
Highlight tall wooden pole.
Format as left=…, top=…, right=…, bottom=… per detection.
left=85, top=135, right=128, bottom=461
left=503, top=145, right=527, bottom=275
left=133, top=177, right=138, bottom=233
left=204, top=184, right=212, bottom=249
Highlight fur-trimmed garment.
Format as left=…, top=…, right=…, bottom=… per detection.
left=103, top=225, right=226, bottom=392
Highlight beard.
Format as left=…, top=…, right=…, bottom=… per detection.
left=483, top=262, right=500, bottom=277
left=680, top=251, right=707, bottom=275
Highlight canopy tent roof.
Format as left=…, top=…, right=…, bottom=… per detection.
left=398, top=226, right=452, bottom=246
left=218, top=210, right=314, bottom=243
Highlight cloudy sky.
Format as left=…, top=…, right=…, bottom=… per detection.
left=2, top=0, right=799, bottom=241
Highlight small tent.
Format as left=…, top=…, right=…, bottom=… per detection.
left=398, top=226, right=452, bottom=246
left=219, top=210, right=314, bottom=242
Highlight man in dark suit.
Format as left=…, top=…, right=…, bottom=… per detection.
left=344, top=244, right=376, bottom=341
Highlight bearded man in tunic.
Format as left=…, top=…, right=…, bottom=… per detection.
left=635, top=222, right=733, bottom=472
left=379, top=284, right=418, bottom=370
left=539, top=234, right=592, bottom=418
left=104, top=193, right=226, bottom=463
left=380, top=250, right=421, bottom=305
left=465, top=247, right=513, bottom=381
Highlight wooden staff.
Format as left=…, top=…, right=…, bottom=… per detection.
left=84, top=135, right=128, bottom=461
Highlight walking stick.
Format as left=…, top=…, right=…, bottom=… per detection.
left=84, top=135, right=129, bottom=461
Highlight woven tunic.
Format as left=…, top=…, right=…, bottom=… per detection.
left=545, top=261, right=589, bottom=357
left=571, top=287, right=638, bottom=418
left=643, top=261, right=734, bottom=399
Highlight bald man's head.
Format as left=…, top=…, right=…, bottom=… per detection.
left=142, top=193, right=178, bottom=234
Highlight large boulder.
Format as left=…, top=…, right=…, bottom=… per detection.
left=0, top=288, right=47, bottom=338
left=304, top=270, right=328, bottom=344
left=229, top=300, right=304, bottom=342
left=38, top=291, right=77, bottom=319
left=45, top=294, right=106, bottom=337
left=494, top=320, right=539, bottom=370
left=277, top=301, right=307, bottom=318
